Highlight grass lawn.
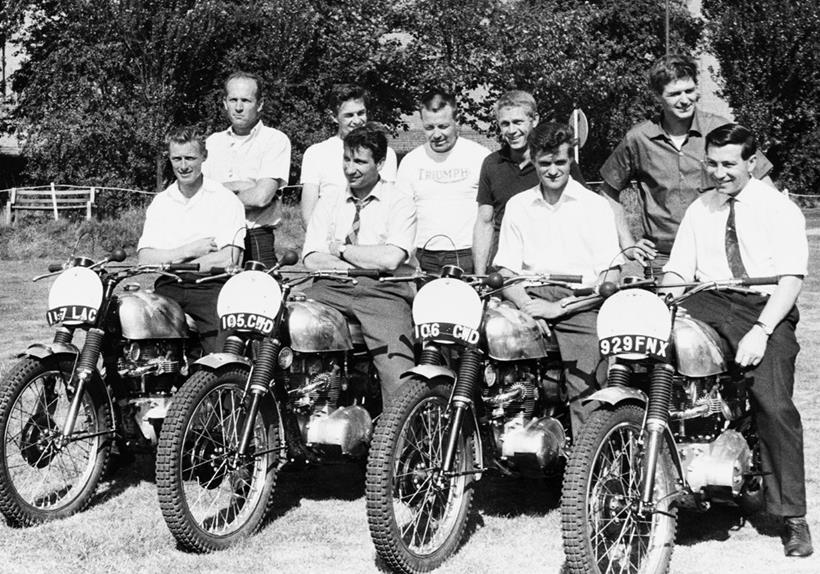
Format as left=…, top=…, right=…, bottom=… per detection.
left=0, top=240, right=818, bottom=573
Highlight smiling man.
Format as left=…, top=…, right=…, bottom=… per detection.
left=663, top=123, right=811, bottom=558
left=202, top=71, right=291, bottom=267
left=599, top=54, right=774, bottom=273
left=397, top=88, right=490, bottom=274
left=299, top=84, right=398, bottom=225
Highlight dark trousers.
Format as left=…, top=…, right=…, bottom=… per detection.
left=417, top=247, right=474, bottom=276
left=154, top=276, right=227, bottom=354
left=245, top=226, right=277, bottom=267
left=527, top=285, right=606, bottom=436
left=303, top=277, right=416, bottom=407
left=682, top=291, right=805, bottom=517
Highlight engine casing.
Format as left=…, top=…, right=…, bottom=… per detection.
left=118, top=289, right=191, bottom=339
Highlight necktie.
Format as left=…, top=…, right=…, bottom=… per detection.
left=345, top=195, right=374, bottom=245
left=725, top=197, right=748, bottom=278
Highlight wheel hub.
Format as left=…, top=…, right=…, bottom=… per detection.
left=20, top=414, right=61, bottom=468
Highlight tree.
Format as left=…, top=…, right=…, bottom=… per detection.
left=703, top=0, right=820, bottom=195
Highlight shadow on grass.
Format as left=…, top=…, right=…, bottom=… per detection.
left=676, top=506, right=782, bottom=546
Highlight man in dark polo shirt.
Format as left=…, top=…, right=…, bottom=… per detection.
left=473, top=90, right=585, bottom=275
left=600, top=54, right=774, bottom=273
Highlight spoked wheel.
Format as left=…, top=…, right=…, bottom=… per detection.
left=366, top=378, right=476, bottom=574
left=156, top=367, right=280, bottom=552
left=562, top=405, right=677, bottom=574
left=0, top=357, right=112, bottom=526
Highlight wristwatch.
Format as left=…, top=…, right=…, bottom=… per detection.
left=338, top=243, right=348, bottom=260
left=754, top=320, right=773, bottom=336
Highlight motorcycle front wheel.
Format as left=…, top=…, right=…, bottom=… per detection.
left=0, top=356, right=112, bottom=526
left=366, top=378, right=476, bottom=574
left=156, top=367, right=280, bottom=552
left=561, top=404, right=677, bottom=574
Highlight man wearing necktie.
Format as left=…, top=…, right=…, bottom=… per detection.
left=302, top=123, right=418, bottom=407
left=663, top=124, right=812, bottom=557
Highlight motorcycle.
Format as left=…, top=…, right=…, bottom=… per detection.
left=560, top=275, right=779, bottom=574
left=0, top=249, right=202, bottom=526
left=365, top=265, right=590, bottom=573
left=155, top=253, right=388, bottom=552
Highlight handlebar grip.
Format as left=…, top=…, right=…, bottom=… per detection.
left=169, top=263, right=200, bottom=272
left=348, top=269, right=382, bottom=279
left=548, top=274, right=583, bottom=284
left=741, top=276, right=780, bottom=286
left=572, top=287, right=595, bottom=296
left=48, top=263, right=64, bottom=273
left=208, top=266, right=226, bottom=275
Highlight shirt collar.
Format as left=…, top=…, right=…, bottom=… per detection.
left=497, top=145, right=532, bottom=170
left=167, top=180, right=205, bottom=204
left=228, top=120, right=264, bottom=139
left=647, top=107, right=705, bottom=141
left=528, top=177, right=582, bottom=206
left=345, top=179, right=384, bottom=203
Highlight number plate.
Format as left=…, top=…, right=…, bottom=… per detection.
left=46, top=305, right=98, bottom=326
left=599, top=334, right=670, bottom=360
left=415, top=322, right=480, bottom=347
left=220, top=312, right=275, bottom=335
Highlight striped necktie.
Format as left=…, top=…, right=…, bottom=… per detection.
left=725, top=196, right=748, bottom=278
left=345, top=195, right=374, bottom=245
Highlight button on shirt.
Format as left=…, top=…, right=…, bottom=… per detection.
left=599, top=109, right=773, bottom=253
left=493, top=178, right=622, bottom=285
left=300, top=135, right=398, bottom=205
left=664, top=178, right=808, bottom=295
left=137, top=177, right=247, bottom=252
left=302, top=180, right=418, bottom=275
left=202, top=121, right=292, bottom=228
left=397, top=137, right=491, bottom=250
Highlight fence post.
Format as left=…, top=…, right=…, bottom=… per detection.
left=50, top=182, right=59, bottom=221
left=4, top=188, right=15, bottom=225
left=87, top=187, right=96, bottom=220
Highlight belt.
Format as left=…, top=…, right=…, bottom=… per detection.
left=416, top=247, right=472, bottom=255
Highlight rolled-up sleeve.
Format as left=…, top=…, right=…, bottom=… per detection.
left=385, top=192, right=416, bottom=258
left=493, top=203, right=524, bottom=274
left=663, top=208, right=697, bottom=281
left=137, top=198, right=162, bottom=251
left=599, top=137, right=634, bottom=196
left=259, top=133, right=291, bottom=184
left=302, top=196, right=334, bottom=260
left=215, top=194, right=247, bottom=250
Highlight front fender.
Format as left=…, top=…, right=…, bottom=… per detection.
left=402, top=364, right=456, bottom=384
left=584, top=386, right=648, bottom=407
left=191, top=353, right=252, bottom=372
left=20, top=342, right=80, bottom=360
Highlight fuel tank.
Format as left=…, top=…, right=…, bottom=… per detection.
left=483, top=299, right=558, bottom=360
left=287, top=297, right=354, bottom=352
left=672, top=313, right=728, bottom=377
left=118, top=288, right=189, bottom=339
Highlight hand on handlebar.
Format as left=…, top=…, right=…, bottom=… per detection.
left=521, top=298, right=566, bottom=320
left=625, top=238, right=657, bottom=266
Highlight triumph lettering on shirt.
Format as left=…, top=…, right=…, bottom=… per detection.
left=417, top=168, right=470, bottom=184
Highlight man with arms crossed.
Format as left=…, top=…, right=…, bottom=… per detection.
left=138, top=126, right=246, bottom=354
left=398, top=88, right=490, bottom=274
left=663, top=124, right=811, bottom=557
left=495, top=122, right=621, bottom=436
left=202, top=71, right=291, bottom=266
left=302, top=123, right=416, bottom=407
left=600, top=54, right=773, bottom=272
left=299, top=84, right=398, bottom=225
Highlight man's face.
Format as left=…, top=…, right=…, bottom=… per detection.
left=705, top=143, right=756, bottom=197
left=343, top=145, right=383, bottom=192
left=658, top=77, right=699, bottom=123
left=223, top=77, right=263, bottom=135
left=421, top=105, right=459, bottom=153
left=497, top=106, right=538, bottom=151
left=335, top=98, right=367, bottom=138
left=534, top=143, right=573, bottom=195
left=168, top=141, right=205, bottom=187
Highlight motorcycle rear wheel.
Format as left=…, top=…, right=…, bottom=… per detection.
left=156, top=367, right=280, bottom=552
left=0, top=356, right=112, bottom=526
left=562, top=404, right=677, bottom=574
left=366, top=378, right=476, bottom=574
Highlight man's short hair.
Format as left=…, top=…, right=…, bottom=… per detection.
left=224, top=71, right=263, bottom=101
left=328, top=84, right=369, bottom=114
left=705, top=123, right=757, bottom=160
left=344, top=122, right=388, bottom=164
left=165, top=126, right=207, bottom=156
left=528, top=121, right=576, bottom=158
left=648, top=54, right=698, bottom=95
left=419, top=88, right=458, bottom=117
left=494, top=90, right=538, bottom=120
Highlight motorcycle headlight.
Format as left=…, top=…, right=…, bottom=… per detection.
left=277, top=347, right=294, bottom=369
left=484, top=364, right=497, bottom=387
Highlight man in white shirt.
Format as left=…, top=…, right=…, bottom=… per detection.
left=397, top=89, right=491, bottom=274
left=495, top=122, right=621, bottom=436
left=299, top=84, right=398, bottom=225
left=303, top=123, right=416, bottom=406
left=202, top=71, right=292, bottom=266
left=138, top=126, right=246, bottom=353
left=663, top=123, right=811, bottom=557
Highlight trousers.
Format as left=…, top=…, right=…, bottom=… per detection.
left=417, top=247, right=474, bottom=276
left=245, top=226, right=277, bottom=267
left=153, top=275, right=227, bottom=354
left=682, top=290, right=805, bottom=517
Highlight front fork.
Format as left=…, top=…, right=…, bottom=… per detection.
left=237, top=337, right=282, bottom=456
left=441, top=347, right=482, bottom=474
left=60, top=328, right=105, bottom=440
left=640, top=362, right=675, bottom=509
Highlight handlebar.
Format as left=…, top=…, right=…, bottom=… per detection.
left=47, top=263, right=64, bottom=273
left=167, top=263, right=200, bottom=272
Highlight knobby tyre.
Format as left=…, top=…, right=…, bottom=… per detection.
left=561, top=404, right=677, bottom=574
left=0, top=356, right=112, bottom=526
left=366, top=378, right=476, bottom=574
left=156, top=367, right=279, bottom=552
